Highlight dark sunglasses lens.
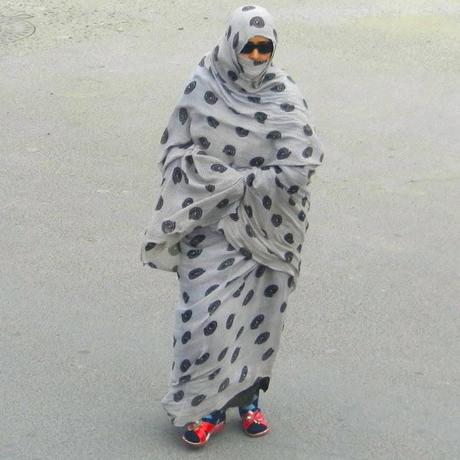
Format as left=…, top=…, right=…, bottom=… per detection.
left=259, top=42, right=273, bottom=53
left=241, top=41, right=273, bottom=54
left=241, top=43, right=255, bottom=53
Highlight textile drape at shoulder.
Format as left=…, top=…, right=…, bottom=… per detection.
left=140, top=146, right=245, bottom=272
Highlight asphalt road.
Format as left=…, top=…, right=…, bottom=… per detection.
left=1, top=1, right=459, bottom=459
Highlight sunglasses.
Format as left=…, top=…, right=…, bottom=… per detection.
left=240, top=41, right=273, bottom=55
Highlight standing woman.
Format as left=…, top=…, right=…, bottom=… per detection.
left=140, top=4, right=324, bottom=447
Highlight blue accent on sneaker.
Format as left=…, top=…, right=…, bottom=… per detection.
left=201, top=409, right=225, bottom=424
left=238, top=392, right=260, bottom=417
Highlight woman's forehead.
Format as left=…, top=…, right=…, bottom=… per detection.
left=247, top=35, right=270, bottom=43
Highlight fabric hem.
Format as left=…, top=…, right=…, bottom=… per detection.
left=164, top=375, right=271, bottom=427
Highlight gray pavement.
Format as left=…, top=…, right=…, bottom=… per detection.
left=1, top=1, right=459, bottom=459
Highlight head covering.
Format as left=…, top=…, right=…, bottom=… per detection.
left=210, top=4, right=278, bottom=93
left=142, top=4, right=324, bottom=280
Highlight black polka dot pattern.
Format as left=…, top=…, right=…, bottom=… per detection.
left=155, top=195, right=163, bottom=210
left=160, top=128, right=168, bottom=144
left=189, top=267, right=205, bottom=279
left=188, top=207, right=203, bottom=220
left=213, top=45, right=219, bottom=61
left=195, top=352, right=210, bottom=365
left=162, top=220, right=176, bottom=233
left=207, top=116, right=219, bottom=128
left=239, top=365, right=248, bottom=382
left=217, top=257, right=234, bottom=270
left=189, top=234, right=206, bottom=247
left=218, top=347, right=228, bottom=361
left=276, top=148, right=291, bottom=159
left=233, top=283, right=245, bottom=297
left=210, top=163, right=228, bottom=173
left=181, top=309, right=193, bottom=323
left=244, top=205, right=253, bottom=218
left=203, top=320, right=217, bottom=335
left=255, top=331, right=270, bottom=344
left=223, top=145, right=236, bottom=156
left=270, top=83, right=286, bottom=92
left=145, top=242, right=157, bottom=251
left=180, top=359, right=191, bottom=372
left=216, top=198, right=229, bottom=208
left=239, top=247, right=252, bottom=260
left=208, top=368, right=221, bottom=380
left=280, top=103, right=295, bottom=112
left=181, top=331, right=191, bottom=344
left=231, top=347, right=241, bottom=363
left=236, top=127, right=249, bottom=137
left=204, top=91, right=218, bottom=104
left=303, top=124, right=313, bottom=136
left=174, top=390, right=184, bottom=402
left=264, top=284, right=279, bottom=297
left=205, top=284, right=219, bottom=296
left=191, top=394, right=206, bottom=406
left=232, top=32, right=239, bottom=50
left=208, top=300, right=221, bottom=315
left=262, top=348, right=274, bottom=360
left=184, top=81, right=196, bottom=94
left=302, top=147, right=313, bottom=158
left=249, top=157, right=264, bottom=167
left=226, top=313, right=235, bottom=329
left=178, top=107, right=188, bottom=124
left=249, top=16, right=265, bottom=28
left=250, top=314, right=265, bottom=329
left=266, top=130, right=281, bottom=140
left=242, top=289, right=255, bottom=305
left=255, top=112, right=267, bottom=123
left=198, top=137, right=210, bottom=149
left=182, top=197, right=193, bottom=208
left=271, top=214, right=282, bottom=227
left=179, top=374, right=191, bottom=384
left=218, top=378, right=230, bottom=392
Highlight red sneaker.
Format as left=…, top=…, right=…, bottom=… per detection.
left=241, top=409, right=270, bottom=437
left=181, top=417, right=226, bottom=447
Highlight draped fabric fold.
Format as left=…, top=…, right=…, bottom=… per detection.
left=216, top=164, right=312, bottom=281
left=140, top=145, right=246, bottom=272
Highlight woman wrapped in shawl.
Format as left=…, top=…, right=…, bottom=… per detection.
left=140, top=4, right=324, bottom=446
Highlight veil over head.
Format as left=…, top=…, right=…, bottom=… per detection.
left=210, top=4, right=279, bottom=93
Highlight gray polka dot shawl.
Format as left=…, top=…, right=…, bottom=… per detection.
left=141, top=5, right=324, bottom=282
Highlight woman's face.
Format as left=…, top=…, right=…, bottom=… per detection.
left=238, top=35, right=273, bottom=63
